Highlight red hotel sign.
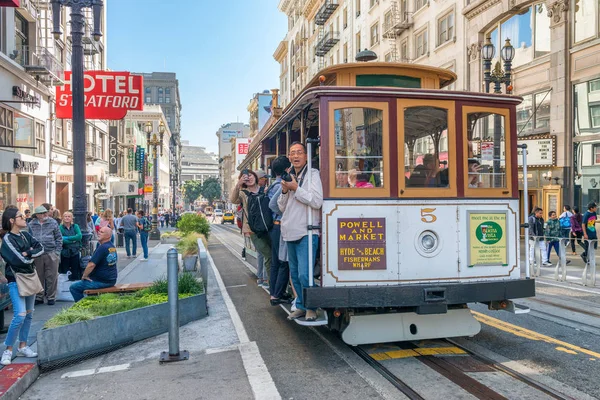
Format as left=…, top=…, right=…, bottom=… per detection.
left=56, top=71, right=143, bottom=120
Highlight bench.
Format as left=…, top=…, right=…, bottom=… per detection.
left=84, top=283, right=153, bottom=296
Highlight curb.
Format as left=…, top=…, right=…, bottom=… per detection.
left=0, top=362, right=39, bottom=400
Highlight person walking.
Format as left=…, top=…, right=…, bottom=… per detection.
left=528, top=207, right=548, bottom=268
left=255, top=169, right=269, bottom=287
left=278, top=142, right=323, bottom=321
left=96, top=209, right=115, bottom=242
left=559, top=205, right=573, bottom=239
left=582, top=202, right=598, bottom=264
left=59, top=211, right=83, bottom=281
left=164, top=212, right=171, bottom=228
left=137, top=210, right=151, bottom=260
left=121, top=208, right=139, bottom=259
left=570, top=206, right=584, bottom=255
left=28, top=205, right=62, bottom=305
left=0, top=207, right=44, bottom=365
left=70, top=227, right=118, bottom=302
left=545, top=211, right=562, bottom=265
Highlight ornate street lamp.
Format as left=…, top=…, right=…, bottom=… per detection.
left=145, top=121, right=166, bottom=240
left=481, top=37, right=515, bottom=94
left=51, top=0, right=103, bottom=252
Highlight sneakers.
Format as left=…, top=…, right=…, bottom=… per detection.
left=305, top=310, right=317, bottom=321
left=47, top=300, right=55, bottom=306
left=287, top=309, right=306, bottom=320
left=260, top=282, right=269, bottom=289
left=17, top=346, right=37, bottom=358
left=542, top=262, right=553, bottom=267
left=140, top=258, right=148, bottom=262
left=257, top=279, right=264, bottom=286
left=581, top=254, right=588, bottom=264
left=1, top=350, right=11, bottom=365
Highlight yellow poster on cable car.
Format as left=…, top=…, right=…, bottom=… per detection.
left=468, top=212, right=508, bottom=267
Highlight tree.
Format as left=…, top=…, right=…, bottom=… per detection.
left=182, top=180, right=203, bottom=205
left=201, top=177, right=221, bottom=206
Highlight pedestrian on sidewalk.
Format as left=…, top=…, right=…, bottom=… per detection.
left=255, top=169, right=269, bottom=287
left=528, top=207, right=548, bottom=267
left=545, top=211, right=561, bottom=266
left=159, top=214, right=165, bottom=228
left=87, top=212, right=98, bottom=247
left=278, top=142, right=323, bottom=322
left=581, top=202, right=598, bottom=264
left=137, top=210, right=151, bottom=260
left=121, top=208, right=139, bottom=259
left=0, top=207, right=43, bottom=365
left=268, top=156, right=292, bottom=305
left=570, top=206, right=584, bottom=255
left=70, top=227, right=118, bottom=302
left=165, top=212, right=171, bottom=228
left=28, top=205, right=62, bottom=306
left=59, top=211, right=83, bottom=281
left=96, top=209, right=115, bottom=242
left=559, top=205, right=573, bottom=239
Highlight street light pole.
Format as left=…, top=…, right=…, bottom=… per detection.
left=51, top=0, right=103, bottom=251
left=145, top=121, right=165, bottom=240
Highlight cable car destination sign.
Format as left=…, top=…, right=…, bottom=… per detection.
left=56, top=71, right=144, bottom=120
left=338, top=218, right=386, bottom=270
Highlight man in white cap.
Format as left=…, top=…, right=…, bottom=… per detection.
left=28, top=205, right=63, bottom=305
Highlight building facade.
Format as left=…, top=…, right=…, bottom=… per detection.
left=216, top=122, right=250, bottom=203
left=180, top=140, right=219, bottom=184
left=0, top=0, right=109, bottom=216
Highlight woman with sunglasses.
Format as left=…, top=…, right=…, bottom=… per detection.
left=0, top=207, right=44, bottom=365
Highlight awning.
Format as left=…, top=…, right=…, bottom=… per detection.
left=0, top=0, right=20, bottom=7
left=55, top=165, right=106, bottom=183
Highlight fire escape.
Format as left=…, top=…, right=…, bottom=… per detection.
left=314, top=0, right=339, bottom=70
left=382, top=0, right=413, bottom=62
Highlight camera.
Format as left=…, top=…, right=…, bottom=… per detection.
left=281, top=170, right=295, bottom=182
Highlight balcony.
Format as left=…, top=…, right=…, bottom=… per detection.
left=13, top=45, right=64, bottom=86
left=316, top=31, right=340, bottom=56
left=315, top=0, right=339, bottom=26
left=382, top=12, right=413, bottom=38
left=85, top=143, right=103, bottom=161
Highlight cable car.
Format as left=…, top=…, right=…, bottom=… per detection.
left=241, top=62, right=534, bottom=345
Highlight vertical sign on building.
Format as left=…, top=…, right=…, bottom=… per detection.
left=128, top=148, right=134, bottom=171
left=109, top=126, right=118, bottom=175
left=235, top=138, right=252, bottom=168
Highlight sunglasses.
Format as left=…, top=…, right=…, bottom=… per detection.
left=15, top=214, right=24, bottom=220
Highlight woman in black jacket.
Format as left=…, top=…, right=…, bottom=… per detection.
left=0, top=207, right=44, bottom=366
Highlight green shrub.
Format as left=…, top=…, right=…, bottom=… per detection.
left=44, top=308, right=95, bottom=329
left=175, top=233, right=206, bottom=257
left=144, top=272, right=203, bottom=295
left=177, top=213, right=210, bottom=238
left=161, top=231, right=182, bottom=239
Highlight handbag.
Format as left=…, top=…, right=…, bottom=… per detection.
left=9, top=265, right=43, bottom=297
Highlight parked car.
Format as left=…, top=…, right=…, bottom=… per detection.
left=222, top=212, right=235, bottom=224
left=214, top=209, right=223, bottom=217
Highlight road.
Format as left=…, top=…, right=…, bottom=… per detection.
left=210, top=222, right=600, bottom=399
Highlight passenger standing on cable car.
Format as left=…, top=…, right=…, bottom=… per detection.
left=278, top=142, right=323, bottom=322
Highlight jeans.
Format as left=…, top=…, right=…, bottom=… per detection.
left=529, top=239, right=548, bottom=264
left=257, top=252, right=265, bottom=281
left=547, top=240, right=560, bottom=261
left=4, top=283, right=35, bottom=347
left=288, top=235, right=319, bottom=311
left=582, top=239, right=598, bottom=260
left=571, top=231, right=584, bottom=253
left=70, top=280, right=115, bottom=302
left=124, top=229, right=137, bottom=257
left=140, top=231, right=149, bottom=259
left=250, top=233, right=271, bottom=282
left=269, top=224, right=289, bottom=298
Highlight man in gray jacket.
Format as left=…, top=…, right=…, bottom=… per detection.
left=28, top=205, right=63, bottom=305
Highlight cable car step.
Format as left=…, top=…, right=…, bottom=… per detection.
left=293, top=310, right=328, bottom=326
left=506, top=302, right=530, bottom=314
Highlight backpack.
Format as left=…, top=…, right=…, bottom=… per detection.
left=141, top=217, right=152, bottom=232
left=242, top=188, right=273, bottom=237
left=559, top=216, right=571, bottom=229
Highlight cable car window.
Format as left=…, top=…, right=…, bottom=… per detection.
left=334, top=107, right=384, bottom=188
left=467, top=112, right=507, bottom=189
left=404, top=107, right=449, bottom=188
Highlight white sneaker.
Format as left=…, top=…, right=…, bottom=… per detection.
left=291, top=298, right=297, bottom=312
left=1, top=350, right=12, bottom=365
left=17, top=346, right=37, bottom=358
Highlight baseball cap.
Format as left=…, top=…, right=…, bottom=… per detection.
left=255, top=170, right=268, bottom=179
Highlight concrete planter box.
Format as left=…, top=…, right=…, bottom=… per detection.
left=183, top=255, right=198, bottom=272
left=36, top=293, right=207, bottom=370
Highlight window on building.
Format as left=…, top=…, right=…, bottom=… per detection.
left=575, top=79, right=600, bottom=136
left=370, top=22, right=379, bottom=46
left=356, top=31, right=361, bottom=53
left=343, top=8, right=348, bottom=28
left=384, top=11, right=393, bottom=33
left=15, top=112, right=34, bottom=156
left=0, top=106, right=14, bottom=148
left=343, top=42, right=348, bottom=62
left=516, top=89, right=551, bottom=136
left=592, top=144, right=600, bottom=165
left=591, top=106, right=600, bottom=128
left=487, top=4, right=550, bottom=69
left=35, top=122, right=45, bottom=157
left=356, top=0, right=361, bottom=16
left=415, top=28, right=428, bottom=58
left=14, top=12, right=29, bottom=53
left=415, top=0, right=427, bottom=11
left=385, top=52, right=392, bottom=62
left=590, top=79, right=600, bottom=93
left=574, top=0, right=598, bottom=43
left=145, top=87, right=151, bottom=94
left=55, top=43, right=64, bottom=65
left=370, top=0, right=378, bottom=8
left=166, top=87, right=171, bottom=95
left=438, top=12, right=454, bottom=45
left=158, top=87, right=163, bottom=94
left=401, top=40, right=408, bottom=61
left=146, top=96, right=151, bottom=103
left=166, top=96, right=171, bottom=103
left=158, top=96, right=163, bottom=103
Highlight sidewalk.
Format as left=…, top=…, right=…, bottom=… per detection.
left=18, top=237, right=264, bottom=400
left=0, top=231, right=163, bottom=399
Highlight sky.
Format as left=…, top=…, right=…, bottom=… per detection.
left=107, top=0, right=287, bottom=154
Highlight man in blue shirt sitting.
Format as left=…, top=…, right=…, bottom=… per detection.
left=70, top=226, right=118, bottom=302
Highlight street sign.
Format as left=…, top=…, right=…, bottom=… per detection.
left=56, top=71, right=144, bottom=120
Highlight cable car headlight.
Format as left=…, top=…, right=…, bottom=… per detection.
left=416, top=230, right=440, bottom=256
